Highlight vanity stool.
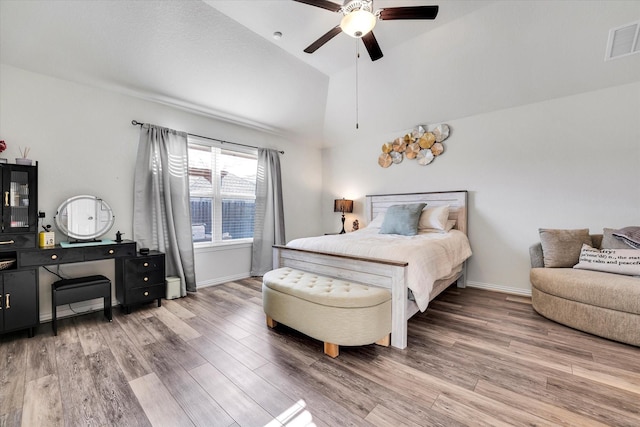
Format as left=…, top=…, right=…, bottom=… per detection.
left=51, top=274, right=112, bottom=336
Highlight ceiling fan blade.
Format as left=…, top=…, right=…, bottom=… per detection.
left=362, top=31, right=383, bottom=61
left=292, top=0, right=342, bottom=13
left=304, top=25, right=343, bottom=54
left=378, top=5, right=439, bottom=20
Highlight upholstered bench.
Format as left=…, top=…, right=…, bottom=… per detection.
left=262, top=267, right=392, bottom=357
left=51, top=274, right=112, bottom=336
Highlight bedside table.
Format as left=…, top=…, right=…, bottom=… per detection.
left=115, top=251, right=165, bottom=314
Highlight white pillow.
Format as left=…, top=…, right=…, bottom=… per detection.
left=418, top=205, right=450, bottom=231
left=368, top=212, right=385, bottom=228
left=419, top=219, right=456, bottom=234
left=573, top=244, right=640, bottom=276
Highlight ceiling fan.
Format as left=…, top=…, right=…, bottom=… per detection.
left=293, top=0, right=439, bottom=61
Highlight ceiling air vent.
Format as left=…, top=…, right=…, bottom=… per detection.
left=605, top=20, right=640, bottom=61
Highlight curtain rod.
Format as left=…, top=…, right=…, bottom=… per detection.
left=131, top=120, right=284, bottom=154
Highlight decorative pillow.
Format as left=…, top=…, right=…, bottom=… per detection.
left=418, top=205, right=450, bottom=231
left=539, top=228, right=592, bottom=268
left=602, top=228, right=632, bottom=249
left=419, top=219, right=457, bottom=234
left=379, top=203, right=426, bottom=236
left=612, top=226, right=640, bottom=249
left=368, top=213, right=385, bottom=228
left=573, top=244, right=640, bottom=276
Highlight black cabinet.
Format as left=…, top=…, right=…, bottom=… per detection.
left=115, top=251, right=165, bottom=314
left=0, top=163, right=38, bottom=337
left=0, top=269, right=38, bottom=337
left=1, top=164, right=38, bottom=234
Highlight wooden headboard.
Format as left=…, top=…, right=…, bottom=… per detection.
left=364, top=190, right=468, bottom=235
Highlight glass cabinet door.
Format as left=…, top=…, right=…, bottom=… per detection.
left=1, top=165, right=37, bottom=233
left=8, top=170, right=30, bottom=229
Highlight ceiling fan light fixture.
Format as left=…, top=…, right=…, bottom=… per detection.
left=340, top=10, right=376, bottom=38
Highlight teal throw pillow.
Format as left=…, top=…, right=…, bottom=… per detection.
left=379, top=203, right=426, bottom=236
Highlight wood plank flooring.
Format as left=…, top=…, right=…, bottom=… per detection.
left=1, top=279, right=639, bottom=426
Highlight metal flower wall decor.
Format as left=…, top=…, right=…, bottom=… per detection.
left=378, top=124, right=450, bottom=168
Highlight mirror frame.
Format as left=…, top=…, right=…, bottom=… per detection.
left=54, top=195, right=115, bottom=241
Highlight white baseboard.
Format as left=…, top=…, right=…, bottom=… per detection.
left=196, top=272, right=252, bottom=289
left=466, top=280, right=532, bottom=297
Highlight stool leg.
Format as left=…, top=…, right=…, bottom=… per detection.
left=375, top=334, right=390, bottom=347
left=105, top=295, right=112, bottom=322
left=324, top=342, right=339, bottom=358
left=266, top=315, right=277, bottom=328
left=52, top=289, right=57, bottom=336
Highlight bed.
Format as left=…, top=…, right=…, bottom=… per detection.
left=272, top=190, right=471, bottom=349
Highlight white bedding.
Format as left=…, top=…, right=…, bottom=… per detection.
left=286, top=227, right=472, bottom=311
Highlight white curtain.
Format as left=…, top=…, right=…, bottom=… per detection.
left=251, top=148, right=285, bottom=276
left=133, top=124, right=196, bottom=295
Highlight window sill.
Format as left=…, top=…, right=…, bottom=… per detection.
left=194, top=240, right=253, bottom=253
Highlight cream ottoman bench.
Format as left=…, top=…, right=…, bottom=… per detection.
left=262, top=267, right=392, bottom=357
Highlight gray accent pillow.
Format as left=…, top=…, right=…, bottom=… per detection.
left=379, top=203, right=426, bottom=236
left=602, top=228, right=633, bottom=249
left=539, top=228, right=592, bottom=268
left=612, top=226, right=640, bottom=249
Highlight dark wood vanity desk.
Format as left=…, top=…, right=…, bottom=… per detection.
left=18, top=240, right=166, bottom=324
left=20, top=240, right=137, bottom=267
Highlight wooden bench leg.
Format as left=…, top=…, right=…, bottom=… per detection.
left=375, top=334, right=390, bottom=347
left=324, top=342, right=339, bottom=358
left=266, top=315, right=277, bottom=328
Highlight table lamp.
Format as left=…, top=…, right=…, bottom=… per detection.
left=334, top=198, right=353, bottom=234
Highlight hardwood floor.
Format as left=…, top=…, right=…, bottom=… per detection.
left=1, top=279, right=639, bottom=426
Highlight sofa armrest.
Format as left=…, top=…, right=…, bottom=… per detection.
left=530, top=243, right=545, bottom=268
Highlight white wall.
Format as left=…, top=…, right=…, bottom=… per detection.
left=0, top=64, right=323, bottom=320
left=321, top=82, right=640, bottom=293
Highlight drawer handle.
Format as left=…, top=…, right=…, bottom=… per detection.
left=143, top=262, right=149, bottom=267
left=143, top=277, right=149, bottom=282
left=108, top=249, right=115, bottom=255
left=4, top=191, right=8, bottom=207
left=0, top=240, right=15, bottom=245
left=144, top=291, right=149, bottom=296
left=5, top=293, right=9, bottom=309
left=51, top=254, right=58, bottom=260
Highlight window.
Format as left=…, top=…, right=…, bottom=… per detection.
left=188, top=138, right=257, bottom=245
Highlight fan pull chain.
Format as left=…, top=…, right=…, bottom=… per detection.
left=355, top=41, right=360, bottom=130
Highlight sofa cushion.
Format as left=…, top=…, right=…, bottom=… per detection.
left=530, top=268, right=640, bottom=315
left=539, top=228, right=592, bottom=267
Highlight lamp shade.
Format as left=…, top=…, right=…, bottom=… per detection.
left=334, top=199, right=354, bottom=213
left=340, top=10, right=376, bottom=38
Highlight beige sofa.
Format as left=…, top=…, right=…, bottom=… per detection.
left=530, top=234, right=640, bottom=346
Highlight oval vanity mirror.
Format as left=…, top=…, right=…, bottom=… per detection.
left=54, top=195, right=115, bottom=241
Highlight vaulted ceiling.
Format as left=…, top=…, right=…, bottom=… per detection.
left=1, top=1, right=639, bottom=146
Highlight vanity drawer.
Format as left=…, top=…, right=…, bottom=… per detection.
left=124, top=256, right=164, bottom=275
left=0, top=233, right=36, bottom=250
left=84, top=243, right=136, bottom=261
left=125, top=284, right=164, bottom=305
left=125, top=270, right=165, bottom=288
left=20, top=248, right=84, bottom=266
